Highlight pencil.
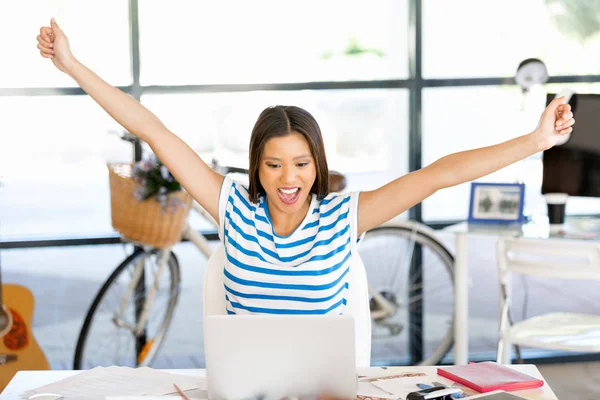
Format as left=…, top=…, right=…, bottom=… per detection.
left=173, top=383, right=191, bottom=400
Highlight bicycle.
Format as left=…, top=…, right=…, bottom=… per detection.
left=73, top=148, right=455, bottom=369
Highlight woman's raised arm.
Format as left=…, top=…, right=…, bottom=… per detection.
left=37, top=19, right=224, bottom=222
left=356, top=96, right=575, bottom=235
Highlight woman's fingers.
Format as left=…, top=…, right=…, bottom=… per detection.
left=40, top=26, right=53, bottom=42
left=560, top=126, right=573, bottom=135
left=557, top=116, right=575, bottom=135
left=36, top=42, right=52, bottom=52
left=559, top=118, right=575, bottom=129
left=555, top=104, right=573, bottom=127
left=556, top=113, right=574, bottom=129
left=37, top=43, right=54, bottom=56
left=37, top=35, right=53, bottom=48
left=39, top=50, right=53, bottom=59
left=559, top=111, right=572, bottom=122
left=558, top=103, right=571, bottom=113
left=555, top=104, right=571, bottom=121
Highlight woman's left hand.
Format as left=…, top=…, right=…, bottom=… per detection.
left=533, top=96, right=575, bottom=151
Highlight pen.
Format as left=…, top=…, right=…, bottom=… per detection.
left=173, top=383, right=191, bottom=400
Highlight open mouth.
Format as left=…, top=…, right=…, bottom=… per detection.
left=277, top=187, right=301, bottom=205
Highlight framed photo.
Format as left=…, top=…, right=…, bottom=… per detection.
left=468, top=182, right=526, bottom=224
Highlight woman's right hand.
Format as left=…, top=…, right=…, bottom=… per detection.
left=37, top=18, right=76, bottom=74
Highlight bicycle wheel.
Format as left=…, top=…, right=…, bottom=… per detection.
left=359, top=223, right=454, bottom=366
left=73, top=247, right=181, bottom=369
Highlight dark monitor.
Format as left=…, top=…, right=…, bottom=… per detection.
left=542, top=93, right=600, bottom=198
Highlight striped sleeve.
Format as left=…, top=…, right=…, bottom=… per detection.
left=349, top=191, right=365, bottom=249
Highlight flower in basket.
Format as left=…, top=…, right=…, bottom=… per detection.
left=132, top=155, right=187, bottom=213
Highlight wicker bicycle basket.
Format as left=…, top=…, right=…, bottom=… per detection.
left=108, top=163, right=192, bottom=249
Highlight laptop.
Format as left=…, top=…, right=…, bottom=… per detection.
left=204, top=314, right=356, bottom=400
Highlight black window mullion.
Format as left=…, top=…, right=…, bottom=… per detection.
left=129, top=0, right=143, bottom=163
left=408, top=0, right=423, bottom=223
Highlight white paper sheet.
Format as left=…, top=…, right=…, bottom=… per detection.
left=371, top=377, right=440, bottom=399
left=356, top=381, right=397, bottom=399
left=106, top=397, right=181, bottom=400
left=370, top=376, right=463, bottom=400
left=21, top=367, right=205, bottom=400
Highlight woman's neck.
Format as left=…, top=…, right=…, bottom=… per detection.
left=267, top=195, right=312, bottom=237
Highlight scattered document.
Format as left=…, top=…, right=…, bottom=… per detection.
left=357, top=381, right=397, bottom=399
left=371, top=377, right=446, bottom=399
left=22, top=366, right=205, bottom=400
left=356, top=371, right=460, bottom=400
left=106, top=395, right=181, bottom=400
left=106, top=397, right=182, bottom=400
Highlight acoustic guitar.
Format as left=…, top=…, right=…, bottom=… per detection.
left=0, top=282, right=50, bottom=390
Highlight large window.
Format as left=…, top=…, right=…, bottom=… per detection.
left=141, top=89, right=408, bottom=173
left=423, top=0, right=600, bottom=78
left=2, top=1, right=409, bottom=240
left=422, top=86, right=528, bottom=221
left=3, top=1, right=131, bottom=88
left=138, top=0, right=408, bottom=85
left=141, top=89, right=410, bottom=228
left=422, top=84, right=600, bottom=222
left=421, top=0, right=600, bottom=222
left=0, top=96, right=129, bottom=239
left=2, top=1, right=132, bottom=240
left=4, top=0, right=600, bottom=240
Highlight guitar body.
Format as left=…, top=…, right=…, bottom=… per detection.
left=0, top=284, right=49, bottom=390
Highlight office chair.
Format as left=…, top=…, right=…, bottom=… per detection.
left=496, top=237, right=600, bottom=364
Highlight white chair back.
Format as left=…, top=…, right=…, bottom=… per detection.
left=202, top=245, right=228, bottom=317
left=202, top=244, right=372, bottom=367
left=496, top=237, right=600, bottom=363
left=497, top=238, right=600, bottom=282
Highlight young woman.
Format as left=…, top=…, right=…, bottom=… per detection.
left=37, top=19, right=573, bottom=319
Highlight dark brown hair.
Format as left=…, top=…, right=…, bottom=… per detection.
left=248, top=105, right=329, bottom=203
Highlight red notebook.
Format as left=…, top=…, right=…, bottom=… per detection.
left=437, top=362, right=544, bottom=393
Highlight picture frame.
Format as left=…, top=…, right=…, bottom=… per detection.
left=468, top=182, right=526, bottom=224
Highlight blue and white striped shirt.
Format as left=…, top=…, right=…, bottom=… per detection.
left=218, top=177, right=362, bottom=316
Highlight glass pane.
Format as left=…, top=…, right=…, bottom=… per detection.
left=542, top=82, right=600, bottom=216
left=422, top=86, right=545, bottom=222
left=4, top=244, right=137, bottom=369
left=141, top=89, right=409, bottom=227
left=141, top=89, right=407, bottom=173
left=139, top=0, right=408, bottom=85
left=0, top=96, right=129, bottom=239
left=2, top=1, right=131, bottom=88
left=423, top=0, right=600, bottom=78
left=4, top=240, right=213, bottom=369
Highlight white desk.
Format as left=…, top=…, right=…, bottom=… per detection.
left=446, top=216, right=600, bottom=365
left=1, top=365, right=558, bottom=400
